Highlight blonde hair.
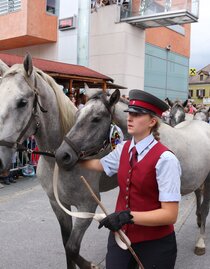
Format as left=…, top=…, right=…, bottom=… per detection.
left=150, top=115, right=160, bottom=141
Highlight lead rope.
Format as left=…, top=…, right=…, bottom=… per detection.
left=53, top=164, right=144, bottom=269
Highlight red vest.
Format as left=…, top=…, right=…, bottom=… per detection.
left=116, top=141, right=174, bottom=243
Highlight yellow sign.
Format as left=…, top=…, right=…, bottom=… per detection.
left=189, top=68, right=196, bottom=76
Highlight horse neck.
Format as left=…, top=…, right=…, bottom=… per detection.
left=34, top=85, right=64, bottom=152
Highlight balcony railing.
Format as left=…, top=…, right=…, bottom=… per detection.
left=120, top=0, right=199, bottom=28
left=0, top=0, right=21, bottom=15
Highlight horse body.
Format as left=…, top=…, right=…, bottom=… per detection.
left=159, top=120, right=210, bottom=194
left=56, top=91, right=210, bottom=256
left=0, top=55, right=117, bottom=269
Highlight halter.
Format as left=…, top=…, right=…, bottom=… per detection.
left=64, top=128, right=111, bottom=160
left=63, top=95, right=114, bottom=159
left=0, top=73, right=50, bottom=156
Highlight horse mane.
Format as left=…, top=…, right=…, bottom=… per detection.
left=4, top=64, right=77, bottom=135
left=35, top=68, right=77, bottom=135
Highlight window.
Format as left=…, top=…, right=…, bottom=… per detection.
left=46, top=0, right=59, bottom=15
left=196, top=89, right=205, bottom=98
left=200, top=74, right=204, bottom=81
left=188, top=90, right=193, bottom=98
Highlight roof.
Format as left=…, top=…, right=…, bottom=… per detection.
left=189, top=64, right=210, bottom=85
left=0, top=53, right=113, bottom=82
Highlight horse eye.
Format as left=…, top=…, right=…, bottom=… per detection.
left=17, top=99, right=28, bottom=108
left=92, top=117, right=101, bottom=123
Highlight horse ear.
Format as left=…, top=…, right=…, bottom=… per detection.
left=182, top=99, right=188, bottom=107
left=0, top=59, right=9, bottom=77
left=109, top=89, right=120, bottom=107
left=23, top=53, right=33, bottom=77
left=166, top=98, right=173, bottom=107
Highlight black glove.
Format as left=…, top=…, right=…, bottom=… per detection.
left=98, top=210, right=134, bottom=231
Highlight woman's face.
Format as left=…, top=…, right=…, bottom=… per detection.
left=127, top=112, right=157, bottom=142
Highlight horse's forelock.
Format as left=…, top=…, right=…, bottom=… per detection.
left=3, top=64, right=23, bottom=78
left=89, top=91, right=110, bottom=110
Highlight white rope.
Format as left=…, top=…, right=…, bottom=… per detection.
left=53, top=163, right=131, bottom=250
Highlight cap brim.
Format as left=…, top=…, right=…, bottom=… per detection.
left=124, top=107, right=150, bottom=114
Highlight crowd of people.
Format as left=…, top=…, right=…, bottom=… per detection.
left=0, top=136, right=38, bottom=189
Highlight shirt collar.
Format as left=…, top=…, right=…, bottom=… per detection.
left=129, top=134, right=155, bottom=155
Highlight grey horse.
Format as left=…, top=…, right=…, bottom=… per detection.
left=163, top=98, right=188, bottom=127
left=55, top=89, right=210, bottom=256
left=0, top=55, right=119, bottom=269
left=165, top=99, right=210, bottom=232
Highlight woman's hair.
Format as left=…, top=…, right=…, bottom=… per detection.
left=150, top=115, right=160, bottom=141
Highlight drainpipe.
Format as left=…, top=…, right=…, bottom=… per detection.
left=77, top=0, right=91, bottom=67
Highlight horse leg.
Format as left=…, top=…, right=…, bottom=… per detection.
left=50, top=200, right=76, bottom=269
left=194, top=186, right=203, bottom=227
left=194, top=174, right=210, bottom=255
left=66, top=204, right=100, bottom=269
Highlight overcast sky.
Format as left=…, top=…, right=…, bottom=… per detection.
left=189, top=0, right=210, bottom=70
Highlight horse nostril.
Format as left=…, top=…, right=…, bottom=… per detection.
left=62, top=152, right=71, bottom=164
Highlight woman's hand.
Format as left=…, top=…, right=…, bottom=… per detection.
left=98, top=210, right=134, bottom=231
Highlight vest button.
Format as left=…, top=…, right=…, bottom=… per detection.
left=125, top=204, right=129, bottom=208
left=127, top=178, right=130, bottom=183
left=125, top=195, right=129, bottom=200
left=126, top=187, right=129, bottom=191
left=128, top=169, right=131, bottom=173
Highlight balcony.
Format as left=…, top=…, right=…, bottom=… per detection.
left=119, top=0, right=199, bottom=28
left=0, top=0, right=57, bottom=50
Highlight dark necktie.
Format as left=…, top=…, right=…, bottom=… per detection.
left=130, top=146, right=138, bottom=167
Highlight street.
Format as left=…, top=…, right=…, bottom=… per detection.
left=0, top=177, right=210, bottom=269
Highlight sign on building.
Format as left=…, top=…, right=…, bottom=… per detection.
left=59, top=16, right=76, bottom=31
left=189, top=68, right=196, bottom=76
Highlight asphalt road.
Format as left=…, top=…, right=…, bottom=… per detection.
left=0, top=177, right=210, bottom=269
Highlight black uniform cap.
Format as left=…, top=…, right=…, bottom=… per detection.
left=124, top=89, right=169, bottom=117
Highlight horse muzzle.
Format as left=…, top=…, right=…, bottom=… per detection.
left=55, top=143, right=78, bottom=171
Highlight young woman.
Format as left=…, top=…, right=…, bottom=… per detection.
left=82, top=89, right=181, bottom=269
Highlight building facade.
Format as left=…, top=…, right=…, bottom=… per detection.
left=0, top=0, right=199, bottom=98
left=189, top=65, right=210, bottom=106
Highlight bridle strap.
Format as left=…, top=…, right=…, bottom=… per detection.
left=64, top=136, right=81, bottom=158
left=64, top=133, right=110, bottom=159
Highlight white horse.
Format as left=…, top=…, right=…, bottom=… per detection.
left=55, top=89, right=210, bottom=256
left=0, top=55, right=118, bottom=269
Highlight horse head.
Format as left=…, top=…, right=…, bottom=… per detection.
left=55, top=89, right=120, bottom=170
left=0, top=54, right=43, bottom=172
left=194, top=107, right=210, bottom=122
left=168, top=99, right=188, bottom=127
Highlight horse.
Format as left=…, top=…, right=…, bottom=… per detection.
left=55, top=89, right=210, bottom=256
left=162, top=98, right=189, bottom=127
left=164, top=99, right=210, bottom=234
left=194, top=107, right=210, bottom=122
left=0, top=54, right=119, bottom=269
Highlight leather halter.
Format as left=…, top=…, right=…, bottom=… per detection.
left=0, top=74, right=48, bottom=153
left=63, top=95, right=113, bottom=159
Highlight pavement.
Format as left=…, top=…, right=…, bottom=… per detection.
left=0, top=176, right=210, bottom=269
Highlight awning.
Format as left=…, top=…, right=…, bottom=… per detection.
left=0, top=53, right=127, bottom=90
